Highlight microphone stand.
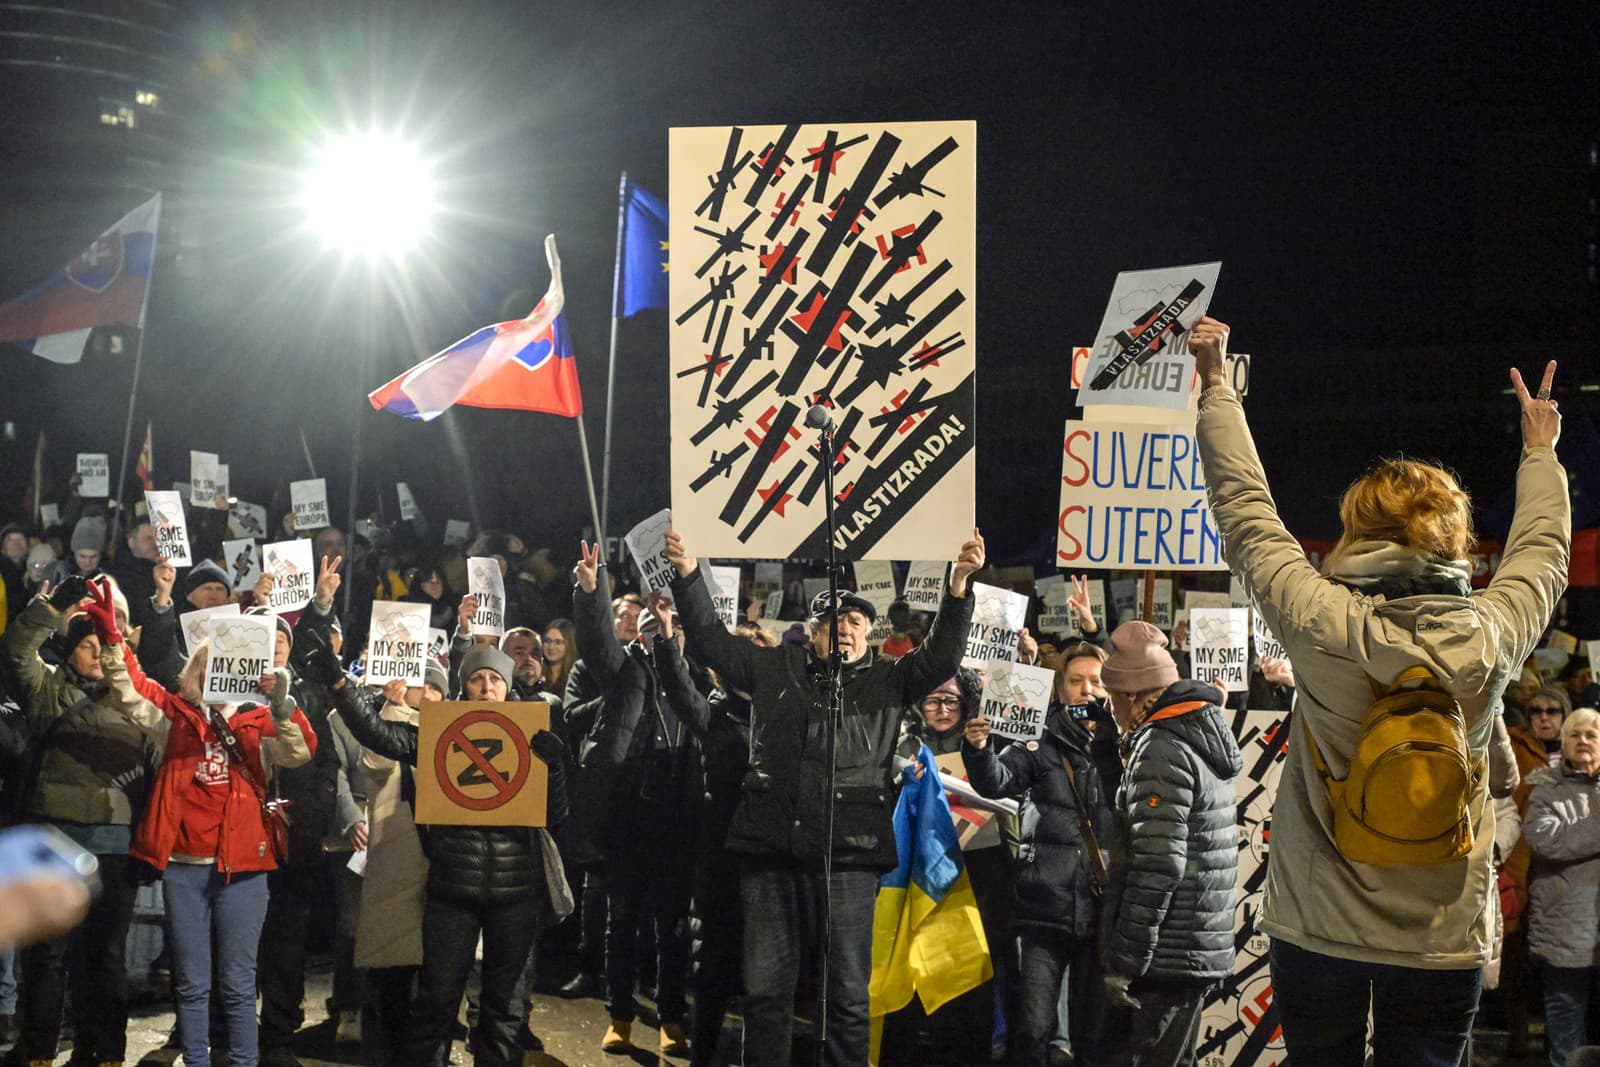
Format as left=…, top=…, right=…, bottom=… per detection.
left=815, top=418, right=843, bottom=1067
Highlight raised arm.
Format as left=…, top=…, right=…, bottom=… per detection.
left=664, top=530, right=760, bottom=694
left=889, top=529, right=983, bottom=699
left=570, top=541, right=630, bottom=685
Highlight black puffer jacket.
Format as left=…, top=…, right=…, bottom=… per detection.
left=1103, top=680, right=1242, bottom=981
left=331, top=680, right=568, bottom=908
left=964, top=709, right=1117, bottom=937
left=672, top=565, right=972, bottom=873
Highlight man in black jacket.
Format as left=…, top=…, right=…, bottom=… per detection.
left=657, top=525, right=984, bottom=1067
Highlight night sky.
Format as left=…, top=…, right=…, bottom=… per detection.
left=0, top=3, right=1594, bottom=564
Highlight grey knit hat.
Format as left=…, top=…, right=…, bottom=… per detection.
left=70, top=517, right=106, bottom=554
left=458, top=645, right=514, bottom=692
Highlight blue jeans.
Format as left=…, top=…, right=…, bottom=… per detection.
left=1269, top=938, right=1480, bottom=1067
left=163, top=865, right=269, bottom=1067
left=740, top=860, right=877, bottom=1067
left=1540, top=964, right=1599, bottom=1067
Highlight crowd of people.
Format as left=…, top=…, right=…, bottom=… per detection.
left=0, top=320, right=1590, bottom=1067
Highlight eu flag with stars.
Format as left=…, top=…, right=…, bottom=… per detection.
left=616, top=177, right=668, bottom=317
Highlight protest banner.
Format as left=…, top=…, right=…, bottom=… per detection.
left=396, top=482, right=418, bottom=521
left=467, top=557, right=506, bottom=637
left=201, top=613, right=275, bottom=704
left=1252, top=602, right=1286, bottom=666
left=368, top=601, right=431, bottom=686
left=706, top=564, right=743, bottom=630
left=443, top=519, right=471, bottom=546
left=190, top=451, right=218, bottom=507
left=853, top=560, right=898, bottom=615
left=903, top=560, right=946, bottom=610
left=260, top=539, right=314, bottom=612
left=144, top=490, right=191, bottom=566
left=215, top=463, right=229, bottom=503
left=76, top=453, right=109, bottom=498
left=290, top=478, right=330, bottom=529
left=427, top=628, right=450, bottom=666
left=932, top=752, right=1002, bottom=851
left=228, top=500, right=268, bottom=540
left=1067, top=344, right=1251, bottom=410
left=1189, top=607, right=1250, bottom=692
left=180, top=602, right=240, bottom=655
left=222, top=538, right=261, bottom=591
left=980, top=658, right=1055, bottom=743
left=668, top=119, right=976, bottom=561
left=1111, top=578, right=1138, bottom=624
left=1075, top=262, right=1222, bottom=412
left=40, top=503, right=59, bottom=527
left=962, top=583, right=1028, bottom=669
left=1035, top=573, right=1066, bottom=607
left=624, top=509, right=676, bottom=596
left=1057, top=420, right=1226, bottom=571
left=414, top=701, right=550, bottom=826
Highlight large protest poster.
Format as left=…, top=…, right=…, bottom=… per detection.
left=201, top=613, right=275, bottom=704
left=668, top=120, right=976, bottom=561
left=290, top=478, right=330, bottom=530
left=1076, top=262, right=1222, bottom=412
left=1190, top=608, right=1251, bottom=692
left=980, top=659, right=1055, bottom=743
left=260, top=539, right=315, bottom=612
left=624, top=509, right=676, bottom=596
left=962, top=583, right=1028, bottom=669
left=1197, top=709, right=1289, bottom=1067
left=222, top=538, right=261, bottom=591
left=1057, top=420, right=1226, bottom=571
left=144, top=490, right=191, bottom=566
left=467, top=557, right=506, bottom=637
left=368, top=601, right=431, bottom=686
left=76, top=453, right=109, bottom=498
left=414, top=701, right=550, bottom=827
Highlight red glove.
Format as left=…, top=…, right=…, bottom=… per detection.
left=83, top=577, right=122, bottom=646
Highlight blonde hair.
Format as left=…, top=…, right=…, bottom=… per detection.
left=1328, top=458, right=1475, bottom=565
left=179, top=641, right=210, bottom=705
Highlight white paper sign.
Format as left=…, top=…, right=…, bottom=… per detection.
left=706, top=565, right=743, bottom=631
left=1111, top=578, right=1138, bottom=623
left=1035, top=574, right=1066, bottom=607
left=180, top=602, right=241, bottom=654
left=763, top=589, right=784, bottom=619
left=903, top=561, right=946, bottom=611
left=443, top=519, right=470, bottom=546
left=144, top=490, right=192, bottom=566
left=228, top=500, right=268, bottom=540
left=1150, top=578, right=1174, bottom=629
left=981, top=659, right=1056, bottom=743
left=1189, top=608, right=1250, bottom=693
left=962, top=583, right=1029, bottom=669
left=1184, top=591, right=1232, bottom=611
left=467, top=556, right=506, bottom=637
left=40, top=502, right=60, bottom=527
left=624, top=509, right=675, bottom=595
left=752, top=562, right=784, bottom=598
left=290, top=478, right=330, bottom=530
left=801, top=578, right=830, bottom=605
left=214, top=463, right=229, bottom=503
left=1252, top=601, right=1287, bottom=666
left=202, top=613, right=275, bottom=704
left=367, top=601, right=431, bottom=686
left=260, top=539, right=315, bottom=612
left=1076, top=261, right=1222, bottom=412
left=396, top=482, right=418, bottom=522
left=190, top=451, right=219, bottom=508
left=222, top=538, right=261, bottom=591
left=76, top=453, right=109, bottom=498
left=852, top=560, right=898, bottom=619
left=427, top=628, right=450, bottom=666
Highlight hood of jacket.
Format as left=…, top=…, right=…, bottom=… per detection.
left=1139, top=680, right=1244, bottom=780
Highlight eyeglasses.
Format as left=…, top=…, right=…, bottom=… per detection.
left=1529, top=705, right=1563, bottom=716
left=922, top=695, right=961, bottom=709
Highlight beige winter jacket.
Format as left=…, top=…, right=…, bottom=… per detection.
left=352, top=701, right=427, bottom=970
left=1196, top=385, right=1569, bottom=969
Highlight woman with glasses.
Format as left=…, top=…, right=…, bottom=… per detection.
left=1524, top=687, right=1571, bottom=763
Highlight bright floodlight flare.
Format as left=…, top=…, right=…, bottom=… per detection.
left=301, top=133, right=435, bottom=257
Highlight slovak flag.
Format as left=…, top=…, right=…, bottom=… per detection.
left=368, top=235, right=584, bottom=421
left=0, top=194, right=161, bottom=364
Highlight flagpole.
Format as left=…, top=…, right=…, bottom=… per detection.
left=113, top=193, right=161, bottom=530
left=575, top=417, right=606, bottom=560
left=600, top=171, right=629, bottom=557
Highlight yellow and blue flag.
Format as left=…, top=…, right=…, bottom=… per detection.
left=869, top=744, right=992, bottom=1059
left=615, top=175, right=668, bottom=317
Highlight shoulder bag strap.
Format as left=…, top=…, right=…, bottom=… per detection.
left=1058, top=751, right=1109, bottom=895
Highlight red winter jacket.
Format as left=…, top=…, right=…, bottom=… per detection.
left=118, top=646, right=316, bottom=874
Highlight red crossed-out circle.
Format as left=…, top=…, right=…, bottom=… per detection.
left=434, top=709, right=531, bottom=811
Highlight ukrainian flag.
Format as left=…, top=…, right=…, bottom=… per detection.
left=869, top=744, right=992, bottom=1062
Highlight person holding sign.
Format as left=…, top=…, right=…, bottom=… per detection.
left=962, top=647, right=1119, bottom=1066
left=662, top=524, right=983, bottom=1067
left=1193, top=319, right=1570, bottom=1065
left=319, top=635, right=572, bottom=1065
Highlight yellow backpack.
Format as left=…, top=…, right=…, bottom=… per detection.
left=1305, top=665, right=1484, bottom=865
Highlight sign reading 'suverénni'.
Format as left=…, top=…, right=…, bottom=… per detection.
left=668, top=119, right=976, bottom=561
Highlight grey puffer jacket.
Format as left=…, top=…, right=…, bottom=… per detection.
left=1524, top=761, right=1600, bottom=969
left=1103, top=680, right=1243, bottom=981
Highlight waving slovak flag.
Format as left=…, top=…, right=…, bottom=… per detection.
left=369, top=235, right=583, bottom=421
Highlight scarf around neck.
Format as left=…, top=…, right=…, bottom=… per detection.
left=1326, top=540, right=1472, bottom=600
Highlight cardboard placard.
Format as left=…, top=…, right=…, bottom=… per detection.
left=368, top=601, right=431, bottom=686
left=467, top=556, right=506, bottom=637
left=1189, top=607, right=1250, bottom=693
left=414, top=701, right=550, bottom=826
left=290, top=478, right=330, bottom=530
left=962, top=583, right=1029, bottom=669
left=624, top=509, right=675, bottom=596
left=190, top=451, right=219, bottom=508
left=260, top=539, right=315, bottom=612
left=980, top=658, right=1055, bottom=742
left=76, top=453, right=109, bottom=498
left=396, top=482, right=418, bottom=522
left=903, top=560, right=946, bottom=611
left=144, top=490, right=191, bottom=566
left=201, top=613, right=275, bottom=704
left=706, top=564, right=742, bottom=630
left=222, top=538, right=261, bottom=591
left=180, top=602, right=241, bottom=657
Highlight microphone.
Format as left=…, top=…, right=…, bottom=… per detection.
left=805, top=404, right=835, bottom=433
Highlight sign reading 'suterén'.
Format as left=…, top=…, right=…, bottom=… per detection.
left=1057, top=420, right=1225, bottom=571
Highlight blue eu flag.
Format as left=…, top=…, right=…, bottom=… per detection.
left=616, top=177, right=668, bottom=317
